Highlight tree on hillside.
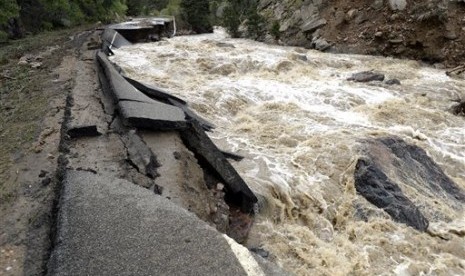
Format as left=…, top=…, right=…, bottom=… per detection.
left=127, top=0, right=151, bottom=16
left=15, top=0, right=127, bottom=32
left=127, top=0, right=170, bottom=16
left=0, top=0, right=19, bottom=26
left=180, top=0, right=213, bottom=33
left=0, top=0, right=20, bottom=40
left=222, top=0, right=264, bottom=38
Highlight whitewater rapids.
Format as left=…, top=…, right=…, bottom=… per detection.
left=110, top=28, right=465, bottom=275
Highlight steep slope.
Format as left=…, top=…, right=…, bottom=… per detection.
left=258, top=0, right=465, bottom=66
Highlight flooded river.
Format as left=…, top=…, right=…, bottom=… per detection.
left=110, top=28, right=465, bottom=275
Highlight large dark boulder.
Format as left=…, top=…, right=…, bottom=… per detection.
left=451, top=100, right=465, bottom=116
left=354, top=137, right=465, bottom=231
left=379, top=137, right=465, bottom=202
left=354, top=158, right=429, bottom=231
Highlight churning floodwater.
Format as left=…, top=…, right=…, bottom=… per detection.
left=110, top=28, right=465, bottom=275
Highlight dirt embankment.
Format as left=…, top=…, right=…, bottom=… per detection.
left=258, top=0, right=465, bottom=66
left=321, top=0, right=465, bottom=66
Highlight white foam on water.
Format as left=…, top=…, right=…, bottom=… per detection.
left=110, top=28, right=465, bottom=275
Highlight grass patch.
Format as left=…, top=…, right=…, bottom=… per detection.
left=0, top=25, right=92, bottom=64
left=0, top=26, right=87, bottom=202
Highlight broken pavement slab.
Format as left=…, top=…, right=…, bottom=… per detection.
left=101, top=28, right=132, bottom=55
left=180, top=121, right=258, bottom=213
left=125, top=76, right=187, bottom=105
left=67, top=55, right=108, bottom=138
left=96, top=51, right=186, bottom=130
left=48, top=170, right=287, bottom=276
left=124, top=77, right=215, bottom=131
left=168, top=98, right=216, bottom=131
left=121, top=130, right=159, bottom=179
left=101, top=28, right=132, bottom=48
left=119, top=100, right=186, bottom=130
left=97, top=51, right=155, bottom=104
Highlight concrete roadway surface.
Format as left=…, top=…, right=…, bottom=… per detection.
left=47, top=170, right=288, bottom=276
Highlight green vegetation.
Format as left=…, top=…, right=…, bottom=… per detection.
left=0, top=0, right=19, bottom=41
left=127, top=0, right=169, bottom=16
left=19, top=0, right=128, bottom=31
left=222, top=0, right=265, bottom=38
left=180, top=0, right=213, bottom=33
left=0, top=1, right=19, bottom=26
left=0, top=0, right=268, bottom=40
left=244, top=1, right=264, bottom=39
left=0, top=0, right=223, bottom=40
left=222, top=4, right=241, bottom=38
left=0, top=27, right=80, bottom=202
left=270, top=20, right=280, bottom=40
left=160, top=0, right=181, bottom=17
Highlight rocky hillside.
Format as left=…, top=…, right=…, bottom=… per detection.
left=257, top=0, right=465, bottom=66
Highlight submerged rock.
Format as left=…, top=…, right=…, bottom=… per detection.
left=347, top=71, right=385, bottom=82
left=385, top=79, right=401, bottom=85
left=451, top=101, right=465, bottom=116
left=355, top=137, right=465, bottom=231
left=379, top=137, right=465, bottom=202
left=354, top=158, right=429, bottom=231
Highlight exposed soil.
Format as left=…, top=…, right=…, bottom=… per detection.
left=320, top=0, right=465, bottom=66
left=0, top=28, right=85, bottom=275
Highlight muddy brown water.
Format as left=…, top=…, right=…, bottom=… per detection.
left=110, top=28, right=465, bottom=275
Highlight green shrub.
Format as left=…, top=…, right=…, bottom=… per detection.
left=127, top=0, right=169, bottom=16
left=0, top=0, right=19, bottom=26
left=222, top=2, right=241, bottom=37
left=160, top=0, right=181, bottom=16
left=270, top=20, right=280, bottom=40
left=180, top=0, right=213, bottom=33
left=244, top=1, right=264, bottom=39
left=0, top=0, right=20, bottom=39
left=0, top=31, right=8, bottom=43
left=222, top=0, right=264, bottom=38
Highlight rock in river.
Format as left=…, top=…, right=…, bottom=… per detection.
left=354, top=137, right=465, bottom=231
left=347, top=71, right=385, bottom=82
left=354, top=158, right=429, bottom=231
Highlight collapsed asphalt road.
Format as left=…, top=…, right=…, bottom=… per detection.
left=44, top=28, right=287, bottom=275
